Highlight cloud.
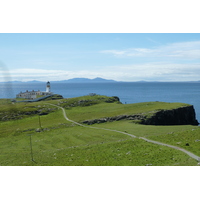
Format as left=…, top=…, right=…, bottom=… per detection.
left=100, top=50, right=127, bottom=56
left=146, top=37, right=162, bottom=45
left=0, top=68, right=68, bottom=81
left=101, top=40, right=200, bottom=60
left=113, top=62, right=200, bottom=80
left=0, top=68, right=111, bottom=82
left=1, top=62, right=199, bottom=82
left=99, top=40, right=200, bottom=81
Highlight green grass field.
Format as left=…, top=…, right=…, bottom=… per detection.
left=0, top=95, right=199, bottom=166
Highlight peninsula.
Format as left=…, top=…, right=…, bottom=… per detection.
left=0, top=94, right=200, bottom=166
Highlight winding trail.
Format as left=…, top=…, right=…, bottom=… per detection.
left=46, top=103, right=200, bottom=162
left=139, top=137, right=200, bottom=161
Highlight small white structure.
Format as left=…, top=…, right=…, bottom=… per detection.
left=16, top=81, right=53, bottom=99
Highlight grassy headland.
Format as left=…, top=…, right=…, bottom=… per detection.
left=0, top=95, right=199, bottom=166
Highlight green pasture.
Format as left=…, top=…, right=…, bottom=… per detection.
left=92, top=121, right=200, bottom=155
left=0, top=123, right=198, bottom=166
left=59, top=100, right=190, bottom=122
left=0, top=96, right=199, bottom=166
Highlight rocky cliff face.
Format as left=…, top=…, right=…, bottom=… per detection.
left=82, top=105, right=199, bottom=126
left=82, top=114, right=146, bottom=125
left=141, top=105, right=199, bottom=125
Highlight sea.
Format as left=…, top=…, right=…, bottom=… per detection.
left=1, top=82, right=200, bottom=122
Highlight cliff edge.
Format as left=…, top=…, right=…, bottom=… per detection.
left=141, top=105, right=199, bottom=125
left=83, top=105, right=199, bottom=126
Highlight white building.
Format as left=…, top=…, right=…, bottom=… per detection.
left=16, top=81, right=53, bottom=99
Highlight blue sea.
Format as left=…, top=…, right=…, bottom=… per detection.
left=1, top=82, right=200, bottom=122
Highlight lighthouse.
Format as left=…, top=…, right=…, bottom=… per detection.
left=46, top=81, right=50, bottom=93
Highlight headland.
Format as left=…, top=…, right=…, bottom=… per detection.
left=0, top=93, right=200, bottom=166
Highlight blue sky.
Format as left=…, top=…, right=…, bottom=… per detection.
left=1, top=33, right=200, bottom=82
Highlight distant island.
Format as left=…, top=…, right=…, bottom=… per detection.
left=1, top=77, right=117, bottom=83
left=1, top=77, right=200, bottom=83
left=52, top=77, right=117, bottom=83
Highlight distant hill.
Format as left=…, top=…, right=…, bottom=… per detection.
left=52, top=77, right=117, bottom=83
left=0, top=78, right=117, bottom=83
left=27, top=80, right=43, bottom=83
left=0, top=80, right=43, bottom=83
left=3, top=78, right=200, bottom=84
left=4, top=81, right=23, bottom=83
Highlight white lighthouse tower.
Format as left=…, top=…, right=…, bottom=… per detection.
left=46, top=81, right=50, bottom=93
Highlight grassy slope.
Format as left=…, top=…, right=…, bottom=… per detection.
left=65, top=101, right=190, bottom=122
left=93, top=121, right=200, bottom=156
left=0, top=96, right=199, bottom=166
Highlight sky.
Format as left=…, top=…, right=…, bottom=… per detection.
left=1, top=33, right=200, bottom=82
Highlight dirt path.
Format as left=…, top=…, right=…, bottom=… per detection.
left=46, top=103, right=136, bottom=138
left=46, top=103, right=200, bottom=162
left=139, top=137, right=200, bottom=161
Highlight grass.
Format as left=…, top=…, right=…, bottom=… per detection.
left=93, top=121, right=200, bottom=158
left=0, top=125, right=197, bottom=166
left=0, top=95, right=199, bottom=166
left=64, top=101, right=190, bottom=122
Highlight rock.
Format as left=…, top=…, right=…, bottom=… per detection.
left=142, top=106, right=199, bottom=125
left=39, top=112, right=48, bottom=116
left=116, top=115, right=127, bottom=121
left=145, top=164, right=152, bottom=166
left=105, top=96, right=121, bottom=103
left=82, top=114, right=146, bottom=125
left=112, top=96, right=120, bottom=101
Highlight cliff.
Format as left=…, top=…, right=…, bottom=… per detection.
left=141, top=105, right=199, bottom=125
left=83, top=105, right=199, bottom=126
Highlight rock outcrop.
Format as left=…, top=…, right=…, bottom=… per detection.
left=82, top=114, right=146, bottom=125
left=141, top=105, right=199, bottom=125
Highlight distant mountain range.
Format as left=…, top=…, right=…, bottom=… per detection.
left=1, top=77, right=117, bottom=83
left=1, top=78, right=200, bottom=83
left=52, top=77, right=117, bottom=83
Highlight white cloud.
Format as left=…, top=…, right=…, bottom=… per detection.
left=101, top=40, right=200, bottom=60
left=1, top=62, right=200, bottom=82
left=97, top=62, right=200, bottom=81
left=100, top=50, right=127, bottom=56
left=0, top=68, right=113, bottom=82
